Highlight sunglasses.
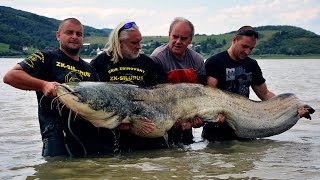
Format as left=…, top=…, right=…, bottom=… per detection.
left=236, top=29, right=259, bottom=39
left=118, top=22, right=136, bottom=35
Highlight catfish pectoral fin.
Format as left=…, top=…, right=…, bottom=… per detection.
left=129, top=115, right=155, bottom=137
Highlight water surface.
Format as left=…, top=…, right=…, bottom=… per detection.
left=0, top=58, right=319, bottom=179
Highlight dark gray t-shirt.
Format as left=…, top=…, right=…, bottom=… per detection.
left=150, top=44, right=206, bottom=85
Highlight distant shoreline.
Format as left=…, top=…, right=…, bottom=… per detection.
left=1, top=54, right=320, bottom=60
left=251, top=54, right=320, bottom=59
left=205, top=54, right=320, bottom=60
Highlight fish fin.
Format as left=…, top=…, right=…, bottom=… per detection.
left=129, top=115, right=155, bottom=137
left=121, top=116, right=131, bottom=123
left=163, top=132, right=170, bottom=147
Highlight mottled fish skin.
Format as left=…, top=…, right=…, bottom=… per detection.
left=55, top=82, right=314, bottom=139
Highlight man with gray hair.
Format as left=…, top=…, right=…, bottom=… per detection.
left=91, top=21, right=165, bottom=87
left=151, top=17, right=206, bottom=85
left=150, top=17, right=207, bottom=145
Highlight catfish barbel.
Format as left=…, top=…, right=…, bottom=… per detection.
left=54, top=82, right=314, bottom=139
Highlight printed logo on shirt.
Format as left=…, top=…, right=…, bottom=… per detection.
left=107, top=66, right=145, bottom=84
left=108, top=67, right=145, bottom=74
left=110, top=76, right=143, bottom=84
left=226, top=68, right=236, bottom=81
left=65, top=71, right=83, bottom=82
left=56, top=61, right=91, bottom=77
left=24, top=52, right=45, bottom=68
left=225, top=67, right=252, bottom=96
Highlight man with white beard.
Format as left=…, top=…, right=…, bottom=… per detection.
left=90, top=21, right=167, bottom=151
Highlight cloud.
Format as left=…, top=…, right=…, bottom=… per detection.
left=2, top=0, right=320, bottom=35
left=204, top=0, right=320, bottom=35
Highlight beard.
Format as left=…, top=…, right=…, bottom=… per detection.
left=122, top=45, right=140, bottom=60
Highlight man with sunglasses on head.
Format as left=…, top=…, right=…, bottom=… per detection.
left=203, top=25, right=310, bottom=141
left=90, top=21, right=167, bottom=151
left=91, top=21, right=164, bottom=87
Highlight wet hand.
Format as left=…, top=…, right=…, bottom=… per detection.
left=175, top=116, right=204, bottom=130
left=173, top=119, right=191, bottom=130
left=43, top=81, right=60, bottom=97
left=180, top=121, right=193, bottom=130
left=206, top=113, right=225, bottom=127
left=297, top=106, right=312, bottom=119
left=215, top=113, right=225, bottom=125
left=191, top=116, right=204, bottom=128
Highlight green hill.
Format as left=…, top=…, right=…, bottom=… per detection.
left=0, top=6, right=111, bottom=57
left=253, top=26, right=320, bottom=57
left=142, top=26, right=320, bottom=58
left=1, top=5, right=320, bottom=58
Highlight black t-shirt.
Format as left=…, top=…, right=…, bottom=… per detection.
left=90, top=51, right=165, bottom=87
left=205, top=51, right=265, bottom=97
left=90, top=51, right=169, bottom=149
left=19, top=49, right=99, bottom=139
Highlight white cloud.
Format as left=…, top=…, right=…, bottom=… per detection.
left=1, top=0, right=320, bottom=35
left=203, top=0, right=320, bottom=35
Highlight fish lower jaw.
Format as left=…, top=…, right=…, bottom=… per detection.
left=83, top=114, right=121, bottom=129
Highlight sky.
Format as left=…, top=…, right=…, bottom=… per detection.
left=1, top=0, right=320, bottom=36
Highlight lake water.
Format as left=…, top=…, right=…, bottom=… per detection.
left=0, top=58, right=319, bottom=179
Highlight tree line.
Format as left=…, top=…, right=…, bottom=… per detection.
left=1, top=6, right=320, bottom=58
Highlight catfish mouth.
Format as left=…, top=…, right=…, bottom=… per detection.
left=53, top=83, right=83, bottom=108
left=54, top=83, right=123, bottom=129
left=56, top=83, right=76, bottom=94
left=51, top=84, right=77, bottom=118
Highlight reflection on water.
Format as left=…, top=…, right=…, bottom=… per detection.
left=27, top=139, right=320, bottom=179
left=28, top=139, right=285, bottom=179
left=1, top=58, right=320, bottom=179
